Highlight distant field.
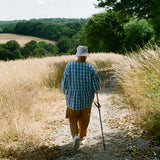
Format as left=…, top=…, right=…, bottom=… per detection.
left=0, top=33, right=55, bottom=46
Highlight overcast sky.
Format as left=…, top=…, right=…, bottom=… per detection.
left=0, top=0, right=105, bottom=21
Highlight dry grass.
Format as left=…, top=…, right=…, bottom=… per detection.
left=0, top=33, right=55, bottom=46
left=114, top=46, right=160, bottom=137
left=43, top=53, right=124, bottom=88
left=0, top=56, right=71, bottom=151
left=0, top=53, right=123, bottom=157
left=88, top=52, right=124, bottom=70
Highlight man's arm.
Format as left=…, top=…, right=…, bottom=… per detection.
left=91, top=67, right=101, bottom=93
left=61, top=63, right=70, bottom=94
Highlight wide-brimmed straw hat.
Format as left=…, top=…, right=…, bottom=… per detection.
left=75, top=46, right=90, bottom=57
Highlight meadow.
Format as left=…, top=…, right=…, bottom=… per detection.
left=0, top=53, right=123, bottom=156
left=0, top=46, right=160, bottom=157
left=0, top=33, right=55, bottom=46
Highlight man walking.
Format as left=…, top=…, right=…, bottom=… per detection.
left=61, top=46, right=101, bottom=150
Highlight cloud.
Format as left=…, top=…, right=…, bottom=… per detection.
left=0, top=0, right=105, bottom=20
left=0, top=3, right=6, bottom=9
left=0, top=0, right=9, bottom=8
left=36, top=0, right=46, bottom=5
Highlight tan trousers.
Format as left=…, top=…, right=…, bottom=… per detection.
left=66, top=107, right=91, bottom=140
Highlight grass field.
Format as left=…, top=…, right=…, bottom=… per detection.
left=0, top=33, right=55, bottom=46
left=0, top=45, right=160, bottom=157
left=0, top=53, right=123, bottom=156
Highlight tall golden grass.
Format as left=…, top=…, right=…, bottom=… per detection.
left=0, top=53, right=123, bottom=156
left=114, top=46, right=160, bottom=138
left=0, top=56, right=72, bottom=154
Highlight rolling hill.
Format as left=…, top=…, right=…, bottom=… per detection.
left=0, top=33, right=55, bottom=46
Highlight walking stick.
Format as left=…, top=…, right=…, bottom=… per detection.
left=94, top=93, right=106, bottom=151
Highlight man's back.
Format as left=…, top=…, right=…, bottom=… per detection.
left=61, top=61, right=101, bottom=110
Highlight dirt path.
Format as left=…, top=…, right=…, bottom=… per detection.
left=12, top=78, right=160, bottom=160
left=43, top=83, right=160, bottom=160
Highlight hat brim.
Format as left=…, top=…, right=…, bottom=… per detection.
left=75, top=53, right=90, bottom=57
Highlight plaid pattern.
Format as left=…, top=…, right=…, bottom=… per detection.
left=61, top=61, right=101, bottom=110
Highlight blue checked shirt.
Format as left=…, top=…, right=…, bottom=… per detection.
left=61, top=61, right=101, bottom=110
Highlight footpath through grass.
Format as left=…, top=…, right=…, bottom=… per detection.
left=0, top=53, right=123, bottom=158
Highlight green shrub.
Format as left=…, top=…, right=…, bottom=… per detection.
left=79, top=11, right=124, bottom=53
left=0, top=40, right=22, bottom=60
left=56, top=36, right=71, bottom=53
left=21, top=40, right=37, bottom=58
left=123, top=18, right=155, bottom=51
left=21, top=40, right=59, bottom=58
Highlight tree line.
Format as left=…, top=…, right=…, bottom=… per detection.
left=0, top=18, right=87, bottom=27
left=96, top=0, right=160, bottom=40
left=79, top=11, right=156, bottom=53
left=0, top=18, right=87, bottom=59
left=3, top=20, right=86, bottom=41
left=0, top=40, right=59, bottom=60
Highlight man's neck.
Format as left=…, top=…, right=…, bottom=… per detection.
left=76, top=57, right=87, bottom=63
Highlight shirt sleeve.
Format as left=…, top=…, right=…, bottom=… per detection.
left=61, top=63, right=70, bottom=94
left=91, top=67, right=101, bottom=93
